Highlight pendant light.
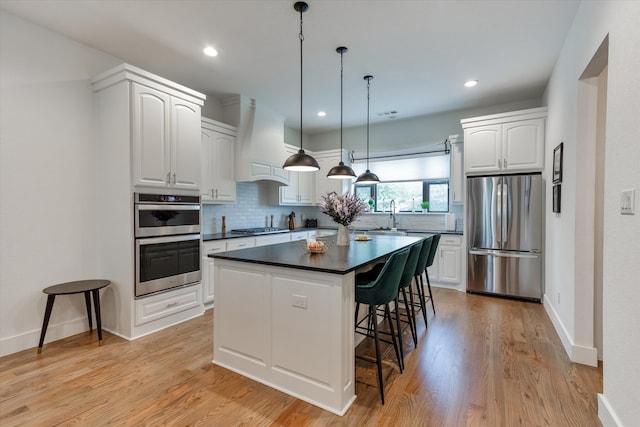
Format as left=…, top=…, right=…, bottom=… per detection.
left=283, top=1, right=320, bottom=172
left=327, top=46, right=356, bottom=180
left=356, top=75, right=380, bottom=183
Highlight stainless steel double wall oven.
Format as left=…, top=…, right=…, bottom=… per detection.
left=134, top=193, right=201, bottom=297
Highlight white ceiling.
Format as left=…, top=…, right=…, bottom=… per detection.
left=0, top=0, right=580, bottom=133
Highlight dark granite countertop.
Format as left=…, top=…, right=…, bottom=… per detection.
left=203, top=227, right=461, bottom=242
left=203, top=228, right=315, bottom=242
left=210, top=235, right=423, bottom=274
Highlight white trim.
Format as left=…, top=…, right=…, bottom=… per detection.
left=598, top=393, right=624, bottom=427
left=0, top=317, right=88, bottom=357
left=544, top=294, right=598, bottom=366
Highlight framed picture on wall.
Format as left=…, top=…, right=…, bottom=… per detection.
left=553, top=142, right=564, bottom=184
left=553, top=184, right=561, bottom=213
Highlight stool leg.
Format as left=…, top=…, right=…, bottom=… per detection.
left=400, top=286, right=417, bottom=346
left=370, top=305, right=385, bottom=405
left=84, top=291, right=93, bottom=331
left=418, top=275, right=429, bottom=326
left=425, top=270, right=435, bottom=315
left=37, top=295, right=56, bottom=353
left=393, top=299, right=404, bottom=371
left=92, top=289, right=103, bottom=346
left=384, top=304, right=402, bottom=374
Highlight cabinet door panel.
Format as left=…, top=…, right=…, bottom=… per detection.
left=171, top=99, right=201, bottom=190
left=201, top=128, right=215, bottom=200
left=502, top=118, right=545, bottom=171
left=438, top=245, right=461, bottom=283
left=213, top=133, right=236, bottom=201
left=464, top=125, right=502, bottom=174
left=132, top=84, right=170, bottom=187
left=450, top=142, right=464, bottom=204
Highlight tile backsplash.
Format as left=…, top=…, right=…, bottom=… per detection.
left=202, top=181, right=463, bottom=234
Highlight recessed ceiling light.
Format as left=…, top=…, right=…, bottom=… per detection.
left=203, top=46, right=218, bottom=57
left=464, top=79, right=478, bottom=87
left=317, top=111, right=326, bottom=117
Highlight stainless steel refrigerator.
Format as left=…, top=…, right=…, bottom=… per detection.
left=466, top=173, right=543, bottom=301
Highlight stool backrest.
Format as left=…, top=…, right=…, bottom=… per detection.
left=363, top=248, right=410, bottom=305
left=399, top=241, right=423, bottom=289
left=414, top=236, right=433, bottom=275
left=426, top=234, right=441, bottom=268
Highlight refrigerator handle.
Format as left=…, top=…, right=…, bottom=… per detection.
left=469, top=249, right=539, bottom=259
left=502, top=177, right=508, bottom=247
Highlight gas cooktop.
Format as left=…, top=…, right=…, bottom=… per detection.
left=230, top=227, right=290, bottom=235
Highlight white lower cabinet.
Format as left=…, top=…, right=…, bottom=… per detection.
left=407, top=233, right=465, bottom=291
left=202, top=241, right=226, bottom=304
left=135, top=285, right=201, bottom=326
left=289, top=231, right=310, bottom=241
left=437, top=235, right=463, bottom=284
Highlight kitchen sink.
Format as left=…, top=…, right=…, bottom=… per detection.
left=366, top=229, right=408, bottom=236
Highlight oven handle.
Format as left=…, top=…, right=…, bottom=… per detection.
left=136, top=234, right=201, bottom=245
left=136, top=204, right=200, bottom=211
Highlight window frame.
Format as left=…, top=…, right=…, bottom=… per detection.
left=354, top=178, right=449, bottom=213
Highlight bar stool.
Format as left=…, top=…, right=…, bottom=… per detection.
left=411, top=236, right=433, bottom=327
left=395, top=240, right=423, bottom=350
left=37, top=279, right=111, bottom=353
left=355, top=241, right=423, bottom=356
left=354, top=248, right=409, bottom=405
left=423, top=234, right=441, bottom=315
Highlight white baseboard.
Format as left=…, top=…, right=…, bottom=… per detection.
left=543, top=293, right=598, bottom=367
left=598, top=393, right=623, bottom=427
left=0, top=316, right=89, bottom=357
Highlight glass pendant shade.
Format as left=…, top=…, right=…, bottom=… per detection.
left=283, top=1, right=319, bottom=172
left=327, top=46, right=356, bottom=180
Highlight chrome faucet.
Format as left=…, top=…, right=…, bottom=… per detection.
left=389, top=199, right=398, bottom=229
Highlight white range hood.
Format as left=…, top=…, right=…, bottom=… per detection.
left=222, top=95, right=290, bottom=185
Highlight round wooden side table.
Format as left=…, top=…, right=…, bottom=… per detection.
left=37, top=279, right=111, bottom=353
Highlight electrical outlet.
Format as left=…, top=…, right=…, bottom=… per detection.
left=292, top=294, right=307, bottom=309
left=621, top=189, right=635, bottom=215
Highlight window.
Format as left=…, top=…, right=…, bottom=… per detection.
left=352, top=153, right=450, bottom=213
left=355, top=179, right=449, bottom=212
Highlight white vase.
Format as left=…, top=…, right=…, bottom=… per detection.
left=336, top=224, right=350, bottom=246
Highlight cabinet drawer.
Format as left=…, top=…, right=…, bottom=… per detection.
left=135, top=285, right=201, bottom=326
left=226, top=237, right=256, bottom=250
left=256, top=234, right=290, bottom=247
left=290, top=232, right=309, bottom=241
left=440, top=235, right=462, bottom=246
left=203, top=241, right=226, bottom=255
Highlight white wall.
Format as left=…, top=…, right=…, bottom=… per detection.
left=0, top=11, right=120, bottom=356
left=542, top=1, right=640, bottom=425
left=307, top=98, right=542, bottom=153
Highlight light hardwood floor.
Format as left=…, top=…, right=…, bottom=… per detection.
left=0, top=288, right=602, bottom=426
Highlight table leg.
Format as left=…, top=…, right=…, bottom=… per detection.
left=84, top=291, right=93, bottom=331
left=92, top=289, right=103, bottom=345
left=37, top=295, right=56, bottom=353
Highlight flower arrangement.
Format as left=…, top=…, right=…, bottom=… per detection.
left=320, top=192, right=367, bottom=226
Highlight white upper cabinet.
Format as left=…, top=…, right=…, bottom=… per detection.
left=462, top=107, right=546, bottom=175
left=132, top=82, right=202, bottom=190
left=448, top=135, right=464, bottom=204
left=201, top=118, right=236, bottom=203
left=273, top=144, right=315, bottom=205
left=314, top=149, right=352, bottom=204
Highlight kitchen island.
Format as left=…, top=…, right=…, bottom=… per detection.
left=210, top=235, right=422, bottom=415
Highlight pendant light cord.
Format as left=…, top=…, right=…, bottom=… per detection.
left=299, top=8, right=304, bottom=151
left=366, top=77, right=371, bottom=171
left=340, top=50, right=344, bottom=155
